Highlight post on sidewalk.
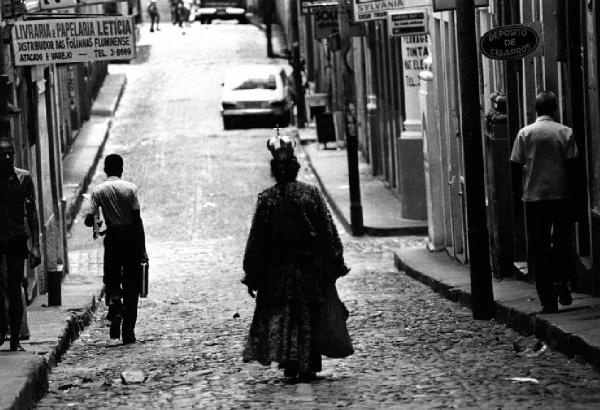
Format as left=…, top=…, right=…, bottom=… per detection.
left=291, top=0, right=307, bottom=128
left=456, top=0, right=494, bottom=319
left=338, top=0, right=364, bottom=236
left=264, top=0, right=275, bottom=58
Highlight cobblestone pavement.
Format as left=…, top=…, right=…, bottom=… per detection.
left=37, top=20, right=600, bottom=409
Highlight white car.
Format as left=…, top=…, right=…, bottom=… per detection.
left=194, top=0, right=247, bottom=24
left=221, top=64, right=293, bottom=129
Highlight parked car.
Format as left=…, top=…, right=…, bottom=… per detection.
left=194, top=0, right=247, bottom=24
left=221, top=64, right=293, bottom=129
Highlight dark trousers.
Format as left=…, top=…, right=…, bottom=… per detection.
left=525, top=199, right=574, bottom=309
left=104, top=226, right=140, bottom=337
left=150, top=13, right=159, bottom=31
left=0, top=238, right=27, bottom=340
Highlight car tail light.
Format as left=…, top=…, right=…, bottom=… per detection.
left=222, top=102, right=237, bottom=109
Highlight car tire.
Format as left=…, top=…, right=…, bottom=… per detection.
left=223, top=117, right=234, bottom=130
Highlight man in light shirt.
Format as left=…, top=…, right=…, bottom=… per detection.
left=510, top=91, right=578, bottom=313
left=85, top=154, right=148, bottom=344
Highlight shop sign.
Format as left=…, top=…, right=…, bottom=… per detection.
left=352, top=0, right=404, bottom=22
left=432, top=0, right=489, bottom=11
left=402, top=34, right=429, bottom=88
left=388, top=9, right=428, bottom=37
left=39, top=0, right=125, bottom=10
left=480, top=24, right=539, bottom=60
left=314, top=6, right=338, bottom=39
left=12, top=16, right=136, bottom=66
left=301, top=0, right=337, bottom=15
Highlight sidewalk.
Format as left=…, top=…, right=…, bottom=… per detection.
left=394, top=248, right=600, bottom=370
left=297, top=127, right=427, bottom=236
left=297, top=125, right=600, bottom=370
left=0, top=73, right=126, bottom=410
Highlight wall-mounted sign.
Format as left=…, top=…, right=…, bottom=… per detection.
left=432, top=0, right=489, bottom=11
left=388, top=9, right=428, bottom=37
left=301, top=0, right=337, bottom=15
left=39, top=0, right=125, bottom=11
left=480, top=24, right=539, bottom=60
left=314, top=6, right=338, bottom=39
left=352, top=0, right=404, bottom=22
left=12, top=16, right=136, bottom=66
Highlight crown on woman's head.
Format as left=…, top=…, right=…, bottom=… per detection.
left=267, top=135, right=296, bottom=160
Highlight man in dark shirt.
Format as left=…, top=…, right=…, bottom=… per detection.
left=0, top=138, right=41, bottom=351
left=85, top=154, right=148, bottom=345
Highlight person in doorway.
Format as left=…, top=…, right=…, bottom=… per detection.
left=148, top=0, right=160, bottom=32
left=0, top=138, right=41, bottom=351
left=242, top=135, right=350, bottom=382
left=85, top=154, right=148, bottom=345
left=510, top=90, right=579, bottom=313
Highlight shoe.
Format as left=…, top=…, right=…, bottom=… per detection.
left=558, top=284, right=573, bottom=306
left=10, top=334, right=24, bottom=351
left=283, top=368, right=298, bottom=378
left=110, top=315, right=122, bottom=339
left=122, top=335, right=136, bottom=345
left=122, top=329, right=136, bottom=345
left=150, top=28, right=154, bottom=32
left=540, top=306, right=559, bottom=314
left=297, top=372, right=319, bottom=383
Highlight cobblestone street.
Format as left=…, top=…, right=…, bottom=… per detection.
left=36, top=18, right=600, bottom=409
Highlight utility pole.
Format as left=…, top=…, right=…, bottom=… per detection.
left=338, top=0, right=364, bottom=236
left=265, top=0, right=274, bottom=58
left=456, top=0, right=494, bottom=319
left=290, top=0, right=307, bottom=128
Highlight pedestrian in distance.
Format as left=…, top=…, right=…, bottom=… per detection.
left=174, top=0, right=185, bottom=28
left=510, top=90, right=578, bottom=314
left=148, top=0, right=160, bottom=32
left=85, top=154, right=148, bottom=345
left=0, top=138, right=41, bottom=351
left=242, top=135, right=352, bottom=383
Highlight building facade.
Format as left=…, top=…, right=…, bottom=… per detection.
left=261, top=0, right=600, bottom=297
left=3, top=0, right=136, bottom=298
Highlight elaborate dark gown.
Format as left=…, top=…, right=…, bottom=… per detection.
left=242, top=180, right=348, bottom=374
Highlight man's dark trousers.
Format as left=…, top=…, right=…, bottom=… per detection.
left=0, top=238, right=27, bottom=341
left=525, top=199, right=574, bottom=309
left=103, top=226, right=140, bottom=338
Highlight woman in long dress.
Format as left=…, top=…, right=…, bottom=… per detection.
left=242, top=135, right=349, bottom=382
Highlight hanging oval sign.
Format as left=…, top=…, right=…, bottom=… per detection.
left=480, top=24, right=539, bottom=60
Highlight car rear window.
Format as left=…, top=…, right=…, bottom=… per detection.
left=230, top=75, right=277, bottom=90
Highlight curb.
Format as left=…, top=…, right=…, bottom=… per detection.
left=7, top=293, right=101, bottom=410
left=299, top=141, right=428, bottom=237
left=304, top=155, right=352, bottom=235
left=393, top=251, right=600, bottom=371
left=65, top=120, right=113, bottom=232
